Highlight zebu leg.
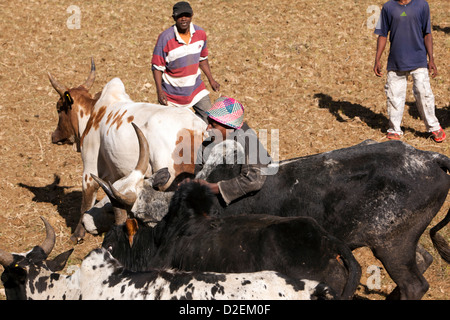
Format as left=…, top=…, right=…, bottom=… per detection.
left=373, top=244, right=429, bottom=300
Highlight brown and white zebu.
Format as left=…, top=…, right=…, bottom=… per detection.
left=48, top=59, right=206, bottom=243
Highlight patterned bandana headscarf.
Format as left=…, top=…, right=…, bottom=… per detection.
left=206, top=96, right=244, bottom=129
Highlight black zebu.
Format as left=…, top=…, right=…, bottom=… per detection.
left=198, top=140, right=450, bottom=300
left=100, top=181, right=360, bottom=300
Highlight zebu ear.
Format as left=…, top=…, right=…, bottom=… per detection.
left=63, top=91, right=74, bottom=108
left=46, top=249, right=74, bottom=272
left=125, top=219, right=139, bottom=247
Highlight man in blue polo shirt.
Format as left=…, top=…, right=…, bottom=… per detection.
left=374, top=0, right=445, bottom=142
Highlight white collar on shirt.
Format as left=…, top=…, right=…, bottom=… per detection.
left=173, top=22, right=196, bottom=44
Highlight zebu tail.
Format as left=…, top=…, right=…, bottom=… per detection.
left=433, top=152, right=450, bottom=174
left=335, top=240, right=362, bottom=300
left=429, top=152, right=450, bottom=263
left=430, top=207, right=450, bottom=264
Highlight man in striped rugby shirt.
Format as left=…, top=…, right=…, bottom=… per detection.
left=151, top=1, right=220, bottom=123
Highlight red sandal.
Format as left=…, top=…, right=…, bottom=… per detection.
left=431, top=127, right=446, bottom=143
left=386, top=132, right=401, bottom=140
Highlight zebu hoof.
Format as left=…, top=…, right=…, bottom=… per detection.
left=70, top=225, right=86, bottom=245
left=69, top=234, right=84, bottom=245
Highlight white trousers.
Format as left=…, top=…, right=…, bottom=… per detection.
left=385, top=68, right=440, bottom=135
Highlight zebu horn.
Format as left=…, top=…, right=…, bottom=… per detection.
left=106, top=122, right=148, bottom=207
left=90, top=123, right=147, bottom=202
left=0, top=217, right=55, bottom=268
left=0, top=249, right=14, bottom=268
left=89, top=124, right=147, bottom=224
left=110, top=182, right=137, bottom=207
left=90, top=174, right=137, bottom=208
left=48, top=72, right=67, bottom=97
left=91, top=174, right=113, bottom=201
left=39, top=217, right=56, bottom=256
left=82, top=57, right=96, bottom=90
left=131, top=122, right=150, bottom=175
left=90, top=174, right=132, bottom=225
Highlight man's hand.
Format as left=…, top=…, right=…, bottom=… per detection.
left=152, top=69, right=168, bottom=105
left=209, top=79, right=221, bottom=92
left=424, top=34, right=437, bottom=78
left=157, top=89, right=168, bottom=105
left=374, top=60, right=383, bottom=77
left=428, top=60, right=438, bottom=78
left=374, top=35, right=387, bottom=77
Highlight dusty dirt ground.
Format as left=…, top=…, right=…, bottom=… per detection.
left=0, top=0, right=448, bottom=300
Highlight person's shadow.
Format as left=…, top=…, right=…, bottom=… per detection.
left=314, top=93, right=449, bottom=137
left=433, top=25, right=450, bottom=34
left=406, top=101, right=450, bottom=131
left=18, top=174, right=82, bottom=233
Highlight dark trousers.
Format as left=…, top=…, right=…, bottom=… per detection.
left=192, top=95, right=212, bottom=124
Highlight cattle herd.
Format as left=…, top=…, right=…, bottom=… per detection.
left=0, top=60, right=449, bottom=300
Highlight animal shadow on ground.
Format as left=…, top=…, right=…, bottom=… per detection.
left=18, top=174, right=81, bottom=233
left=315, top=93, right=449, bottom=138
left=354, top=284, right=389, bottom=300
left=314, top=93, right=388, bottom=131
left=433, top=25, right=450, bottom=34
left=406, top=101, right=450, bottom=131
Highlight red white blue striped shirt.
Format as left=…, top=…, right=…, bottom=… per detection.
left=152, top=23, right=209, bottom=107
